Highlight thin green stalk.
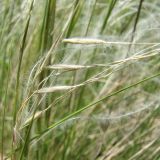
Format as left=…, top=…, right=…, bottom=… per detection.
left=131, top=0, right=144, bottom=43
left=65, top=0, right=84, bottom=38
left=100, top=0, right=117, bottom=34
left=0, top=0, right=12, bottom=98
left=127, top=0, right=144, bottom=55
left=36, top=1, right=56, bottom=158
left=39, top=0, right=56, bottom=53
left=76, top=0, right=97, bottom=107
left=12, top=1, right=35, bottom=159
left=62, top=2, right=98, bottom=158
left=1, top=60, right=10, bottom=160
left=77, top=0, right=117, bottom=107
left=32, top=72, right=160, bottom=141
left=59, top=0, right=84, bottom=61
left=19, top=103, right=38, bottom=160
left=13, top=0, right=35, bottom=124
left=37, top=0, right=56, bottom=137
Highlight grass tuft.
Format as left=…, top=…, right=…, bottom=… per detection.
left=0, top=0, right=160, bottom=159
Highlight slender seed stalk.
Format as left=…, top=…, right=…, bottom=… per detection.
left=32, top=72, right=160, bottom=141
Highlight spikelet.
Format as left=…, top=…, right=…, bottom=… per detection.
left=23, top=111, right=43, bottom=128
left=63, top=38, right=106, bottom=45
left=63, top=38, right=160, bottom=45
left=36, top=85, right=75, bottom=93
left=46, top=64, right=91, bottom=70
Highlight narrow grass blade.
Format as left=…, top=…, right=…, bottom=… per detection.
left=31, top=72, right=160, bottom=141
left=100, top=0, right=117, bottom=33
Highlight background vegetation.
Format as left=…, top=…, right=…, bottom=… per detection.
left=0, top=0, right=160, bottom=159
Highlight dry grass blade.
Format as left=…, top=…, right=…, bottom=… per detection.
left=147, top=146, right=160, bottom=159
left=129, top=138, right=158, bottom=160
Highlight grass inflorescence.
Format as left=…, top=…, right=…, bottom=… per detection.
left=0, top=0, right=160, bottom=159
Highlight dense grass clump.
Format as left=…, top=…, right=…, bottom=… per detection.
left=0, top=0, right=160, bottom=159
